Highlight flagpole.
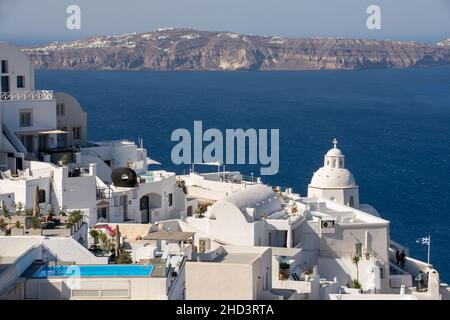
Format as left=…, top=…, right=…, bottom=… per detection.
left=427, top=233, right=431, bottom=265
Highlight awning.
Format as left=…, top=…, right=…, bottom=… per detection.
left=15, top=129, right=67, bottom=135
left=39, top=129, right=67, bottom=135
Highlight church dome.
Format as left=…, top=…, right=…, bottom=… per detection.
left=326, top=147, right=343, bottom=157
left=309, top=138, right=357, bottom=189
left=310, top=167, right=356, bottom=188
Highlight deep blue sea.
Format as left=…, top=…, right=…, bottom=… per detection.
left=36, top=68, right=450, bottom=281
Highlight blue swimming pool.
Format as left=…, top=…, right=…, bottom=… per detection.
left=33, top=265, right=154, bottom=278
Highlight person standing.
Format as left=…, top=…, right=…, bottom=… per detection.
left=400, top=250, right=406, bottom=269
left=395, top=250, right=400, bottom=265
left=415, top=271, right=424, bottom=291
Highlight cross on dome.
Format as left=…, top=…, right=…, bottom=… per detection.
left=333, top=138, right=338, bottom=149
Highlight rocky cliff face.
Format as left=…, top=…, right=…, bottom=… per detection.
left=23, top=29, right=450, bottom=71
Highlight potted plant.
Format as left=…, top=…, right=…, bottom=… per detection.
left=11, top=221, right=24, bottom=236
left=2, top=203, right=10, bottom=220
left=279, top=261, right=290, bottom=280
left=45, top=207, right=54, bottom=222
left=16, top=202, right=24, bottom=216
left=352, top=254, right=361, bottom=285
left=350, top=279, right=362, bottom=289
left=0, top=218, right=7, bottom=236
left=27, top=216, right=43, bottom=235
left=304, top=270, right=311, bottom=282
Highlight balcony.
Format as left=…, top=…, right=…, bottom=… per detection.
left=1, top=90, right=54, bottom=101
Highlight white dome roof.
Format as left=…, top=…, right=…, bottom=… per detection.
left=310, top=167, right=356, bottom=189
left=326, top=147, right=344, bottom=157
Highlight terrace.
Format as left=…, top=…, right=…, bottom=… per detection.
left=1, top=90, right=53, bottom=101
left=0, top=209, right=87, bottom=238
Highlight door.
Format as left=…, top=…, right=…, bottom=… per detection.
left=1, top=76, right=9, bottom=98
left=16, top=157, right=23, bottom=171
left=38, top=135, right=49, bottom=151
left=140, top=196, right=149, bottom=223
left=57, top=127, right=68, bottom=148
left=120, top=195, right=128, bottom=221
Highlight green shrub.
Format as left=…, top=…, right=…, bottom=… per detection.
left=117, top=251, right=132, bottom=264
left=65, top=210, right=84, bottom=228
left=89, top=229, right=100, bottom=244
left=350, top=279, right=362, bottom=289
left=279, top=262, right=290, bottom=270
left=31, top=216, right=42, bottom=229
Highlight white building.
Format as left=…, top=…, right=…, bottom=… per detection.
left=1, top=40, right=448, bottom=300
left=0, top=42, right=88, bottom=169
left=186, top=246, right=274, bottom=300
left=308, top=139, right=359, bottom=208
left=0, top=42, right=191, bottom=229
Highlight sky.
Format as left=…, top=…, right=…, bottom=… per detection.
left=0, top=0, right=449, bottom=45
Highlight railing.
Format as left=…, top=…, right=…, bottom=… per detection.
left=1, top=90, right=54, bottom=101
left=2, top=122, right=28, bottom=154
left=97, top=186, right=113, bottom=200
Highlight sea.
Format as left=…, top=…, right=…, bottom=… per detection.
left=36, top=67, right=450, bottom=281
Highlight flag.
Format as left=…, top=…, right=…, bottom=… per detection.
left=416, top=237, right=430, bottom=245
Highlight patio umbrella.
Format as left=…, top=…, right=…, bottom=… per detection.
left=115, top=224, right=121, bottom=257
left=33, top=186, right=40, bottom=217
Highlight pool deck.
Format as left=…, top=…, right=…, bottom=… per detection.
left=21, top=262, right=166, bottom=279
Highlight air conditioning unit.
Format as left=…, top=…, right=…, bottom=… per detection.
left=199, top=238, right=211, bottom=253
left=320, top=219, right=336, bottom=233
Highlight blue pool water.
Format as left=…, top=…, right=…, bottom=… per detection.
left=35, top=67, right=450, bottom=281
left=34, top=265, right=154, bottom=278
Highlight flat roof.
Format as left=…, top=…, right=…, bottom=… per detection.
left=143, top=231, right=195, bottom=242
left=212, top=252, right=260, bottom=265
left=271, top=247, right=302, bottom=257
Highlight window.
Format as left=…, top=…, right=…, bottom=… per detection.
left=38, top=189, right=46, bottom=203
left=349, top=196, right=355, bottom=207
left=73, top=126, right=81, bottom=140
left=168, top=193, right=173, bottom=206
left=97, top=207, right=107, bottom=220
left=355, top=242, right=363, bottom=257
left=20, top=110, right=33, bottom=127
left=1, top=60, right=8, bottom=73
left=16, top=76, right=25, bottom=88
left=56, top=103, right=65, bottom=116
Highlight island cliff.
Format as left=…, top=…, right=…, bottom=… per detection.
left=23, top=29, right=450, bottom=71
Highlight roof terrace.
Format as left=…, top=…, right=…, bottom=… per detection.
left=1, top=90, right=53, bottom=101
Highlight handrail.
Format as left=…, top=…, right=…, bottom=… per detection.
left=96, top=184, right=113, bottom=200
left=1, top=90, right=53, bottom=101
left=2, top=122, right=28, bottom=153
